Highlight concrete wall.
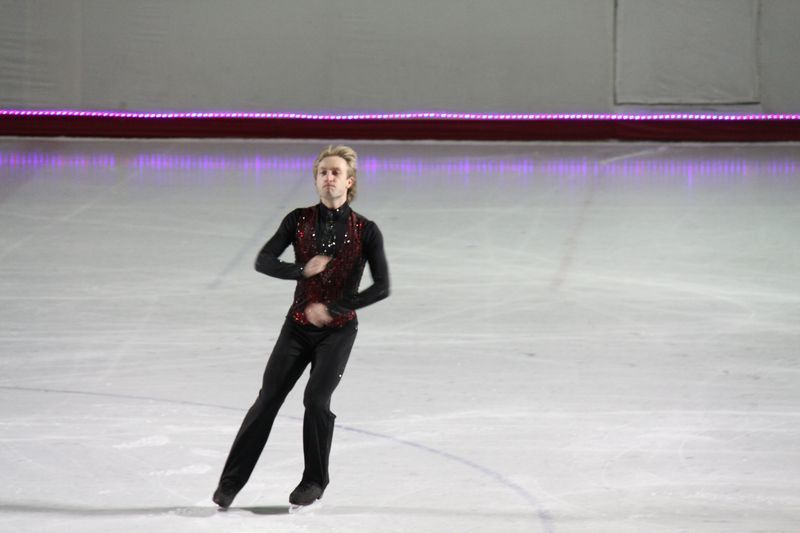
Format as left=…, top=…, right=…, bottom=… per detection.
left=0, top=0, right=797, bottom=113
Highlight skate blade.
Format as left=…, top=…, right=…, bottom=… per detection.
left=289, top=500, right=323, bottom=514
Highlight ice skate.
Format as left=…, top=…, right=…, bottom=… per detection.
left=288, top=481, right=324, bottom=512
left=212, top=481, right=240, bottom=510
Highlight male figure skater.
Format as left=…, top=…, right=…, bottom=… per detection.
left=213, top=145, right=390, bottom=508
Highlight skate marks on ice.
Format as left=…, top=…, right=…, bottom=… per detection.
left=0, top=500, right=306, bottom=519
left=112, top=434, right=170, bottom=449
left=0, top=501, right=219, bottom=518
left=242, top=502, right=540, bottom=521
left=0, top=484, right=544, bottom=525
left=337, top=422, right=554, bottom=531
left=0, top=385, right=554, bottom=532
left=213, top=501, right=534, bottom=521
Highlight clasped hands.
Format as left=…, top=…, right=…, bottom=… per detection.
left=303, top=255, right=334, bottom=327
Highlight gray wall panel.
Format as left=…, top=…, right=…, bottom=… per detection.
left=0, top=1, right=83, bottom=108
left=760, top=1, right=800, bottom=113
left=78, top=0, right=614, bottom=112
left=616, top=0, right=759, bottom=104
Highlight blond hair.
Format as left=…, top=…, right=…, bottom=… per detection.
left=313, top=145, right=358, bottom=203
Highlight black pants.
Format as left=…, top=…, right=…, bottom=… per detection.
left=218, top=318, right=358, bottom=491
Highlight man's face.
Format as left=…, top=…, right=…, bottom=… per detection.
left=315, top=156, right=353, bottom=207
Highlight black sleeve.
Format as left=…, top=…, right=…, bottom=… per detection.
left=254, top=210, right=305, bottom=280
left=329, top=221, right=390, bottom=315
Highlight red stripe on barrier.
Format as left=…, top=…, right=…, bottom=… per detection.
left=1, top=115, right=800, bottom=142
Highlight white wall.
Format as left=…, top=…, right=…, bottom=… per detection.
left=760, top=1, right=800, bottom=113
left=0, top=0, right=797, bottom=113
left=616, top=0, right=759, bottom=105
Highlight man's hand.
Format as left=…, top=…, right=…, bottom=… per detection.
left=305, top=302, right=333, bottom=327
left=302, top=255, right=332, bottom=278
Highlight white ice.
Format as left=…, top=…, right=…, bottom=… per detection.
left=0, top=138, right=798, bottom=532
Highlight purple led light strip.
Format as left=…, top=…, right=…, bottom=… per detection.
left=1, top=109, right=799, bottom=121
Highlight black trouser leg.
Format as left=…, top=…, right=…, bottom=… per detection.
left=218, top=320, right=309, bottom=489
left=301, top=320, right=358, bottom=489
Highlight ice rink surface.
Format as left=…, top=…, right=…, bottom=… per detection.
left=0, top=138, right=798, bottom=532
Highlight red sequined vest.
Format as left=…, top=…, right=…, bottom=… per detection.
left=290, top=206, right=365, bottom=327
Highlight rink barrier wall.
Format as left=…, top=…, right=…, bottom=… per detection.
left=1, top=111, right=800, bottom=142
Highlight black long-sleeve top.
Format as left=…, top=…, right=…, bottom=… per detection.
left=255, top=202, right=390, bottom=320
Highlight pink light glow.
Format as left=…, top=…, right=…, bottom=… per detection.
left=1, top=109, right=800, bottom=121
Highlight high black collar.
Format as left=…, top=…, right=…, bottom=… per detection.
left=318, top=202, right=350, bottom=221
